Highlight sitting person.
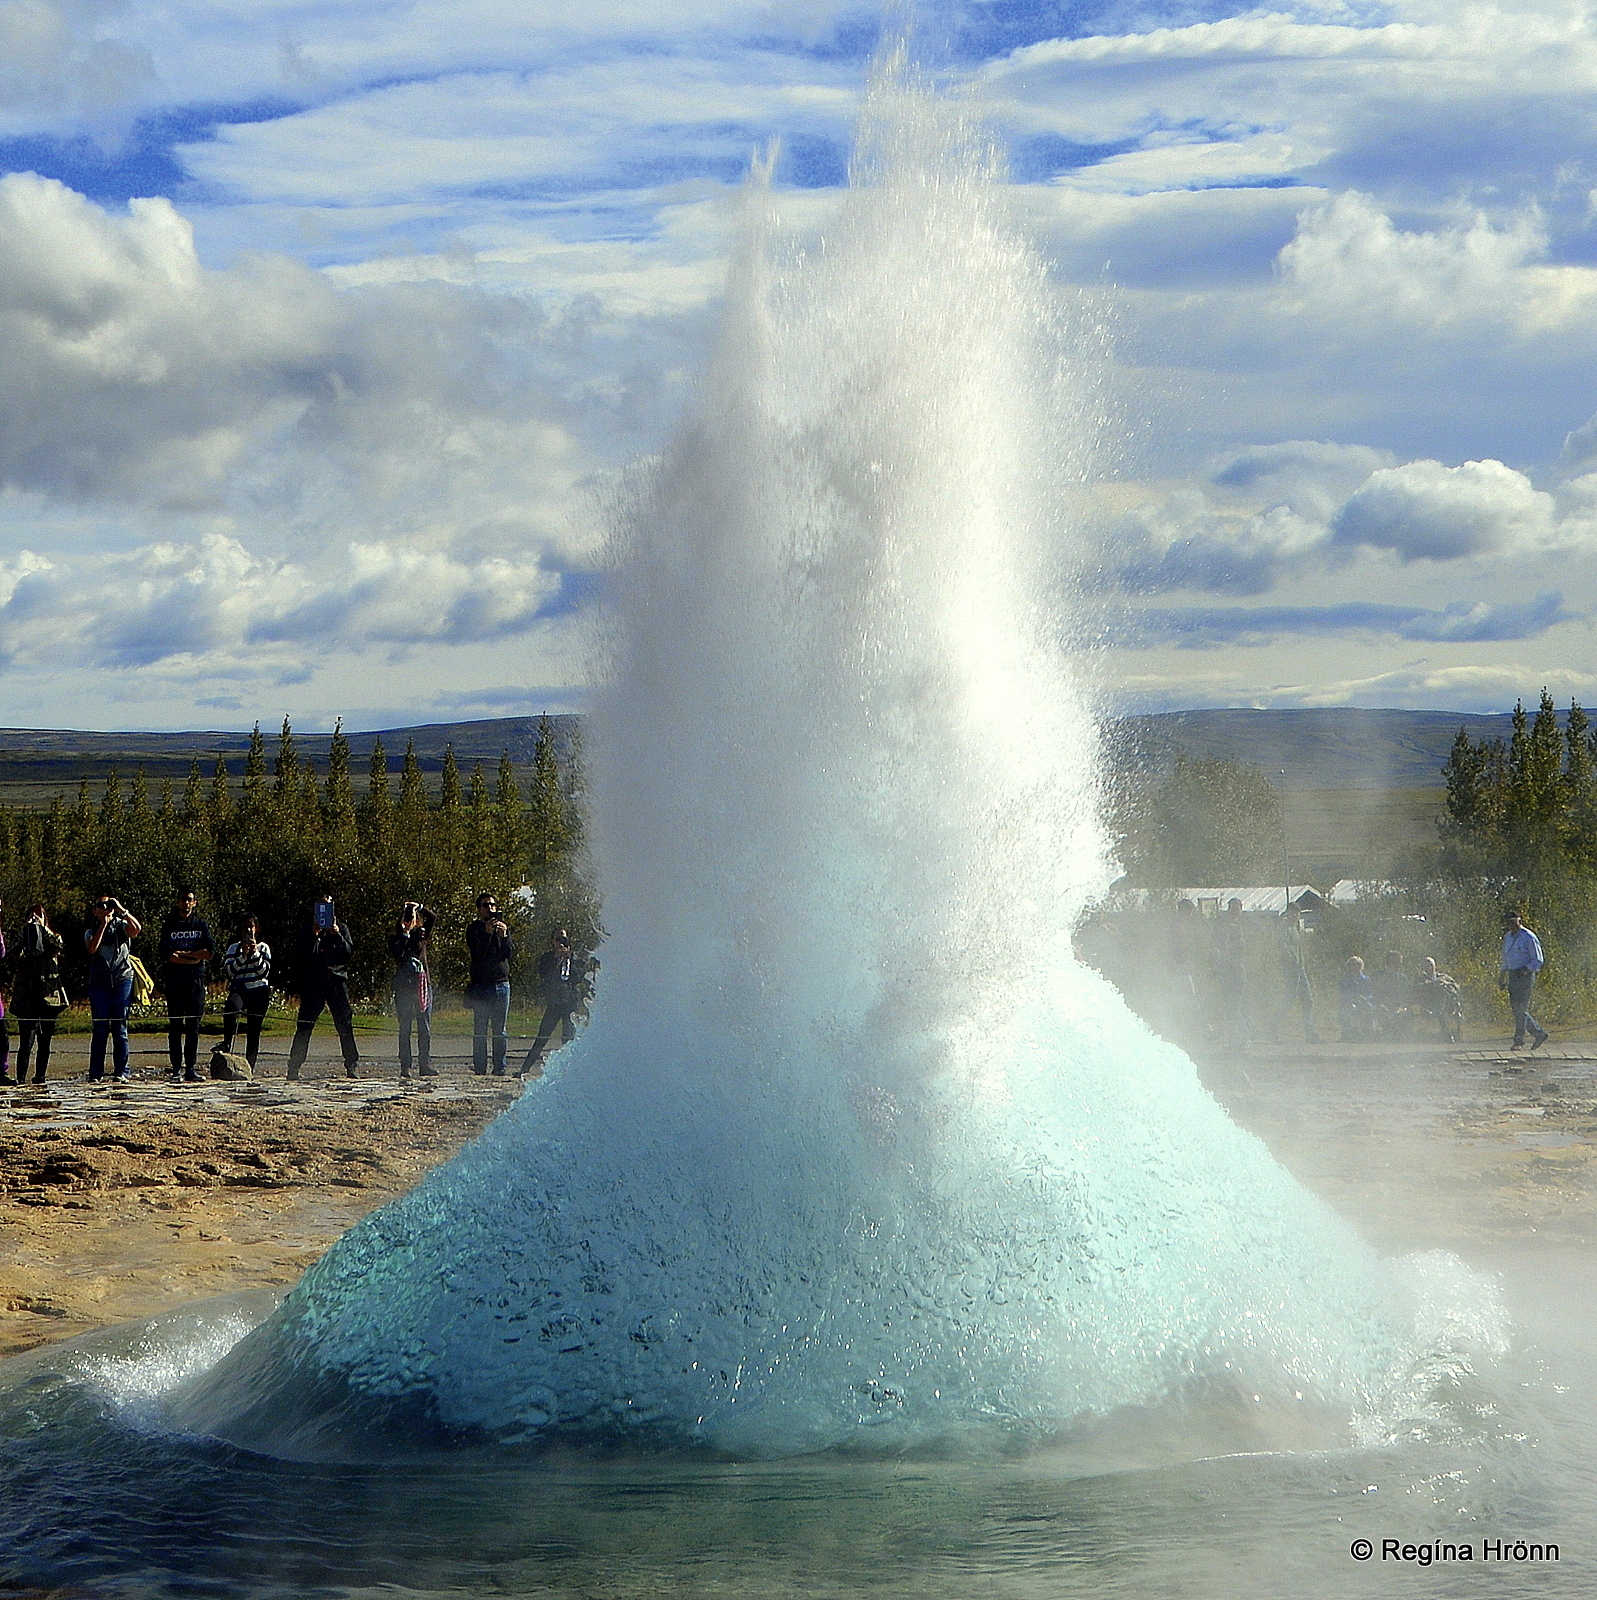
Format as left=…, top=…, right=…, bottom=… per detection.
left=1415, top=956, right=1464, bottom=1044
left=1370, top=950, right=1413, bottom=1038
left=1338, top=955, right=1377, bottom=1042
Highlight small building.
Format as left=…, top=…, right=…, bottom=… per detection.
left=1103, top=885, right=1326, bottom=916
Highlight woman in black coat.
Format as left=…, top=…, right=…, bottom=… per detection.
left=10, top=905, right=66, bottom=1084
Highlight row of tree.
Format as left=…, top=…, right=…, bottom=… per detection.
left=0, top=715, right=596, bottom=1003
left=1431, top=691, right=1597, bottom=1014
left=1107, top=692, right=1597, bottom=1024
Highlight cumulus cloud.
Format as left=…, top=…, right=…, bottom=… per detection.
left=1107, top=497, right=1326, bottom=596
left=1098, top=437, right=1597, bottom=600
left=0, top=171, right=641, bottom=524
left=0, top=171, right=662, bottom=711
left=1331, top=457, right=1558, bottom=559
left=0, top=530, right=584, bottom=672
left=1276, top=192, right=1572, bottom=330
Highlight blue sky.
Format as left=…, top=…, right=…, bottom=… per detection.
left=2, top=0, right=1595, bottom=727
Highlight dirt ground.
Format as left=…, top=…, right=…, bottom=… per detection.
left=1198, top=1037, right=1597, bottom=1259
left=0, top=1057, right=521, bottom=1358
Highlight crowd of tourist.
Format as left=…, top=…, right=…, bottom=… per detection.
left=0, top=890, right=597, bottom=1087
left=1079, top=895, right=1548, bottom=1053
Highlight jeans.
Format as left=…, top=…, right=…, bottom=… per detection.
left=222, top=983, right=271, bottom=1066
left=166, top=981, right=207, bottom=1074
left=285, top=984, right=360, bottom=1078
left=88, top=976, right=134, bottom=1080
left=395, top=983, right=432, bottom=1074
left=471, top=982, right=511, bottom=1074
left=1506, top=968, right=1544, bottom=1044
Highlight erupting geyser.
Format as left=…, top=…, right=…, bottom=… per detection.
left=174, top=73, right=1477, bottom=1461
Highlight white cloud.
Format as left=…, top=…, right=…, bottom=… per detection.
left=1331, top=457, right=1560, bottom=559
left=0, top=529, right=577, bottom=671
left=8, top=0, right=1597, bottom=723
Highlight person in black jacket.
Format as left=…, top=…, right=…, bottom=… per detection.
left=464, top=893, right=515, bottom=1076
left=390, top=900, right=436, bottom=1079
left=10, top=905, right=66, bottom=1084
left=520, top=926, right=594, bottom=1075
left=158, top=888, right=214, bottom=1082
left=285, top=896, right=360, bottom=1081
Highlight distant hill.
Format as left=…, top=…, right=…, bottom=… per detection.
left=0, top=716, right=579, bottom=806
left=0, top=705, right=1520, bottom=805
left=1113, top=707, right=1523, bottom=791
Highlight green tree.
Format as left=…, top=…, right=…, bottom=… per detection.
left=1111, top=754, right=1283, bottom=888
left=243, top=723, right=268, bottom=816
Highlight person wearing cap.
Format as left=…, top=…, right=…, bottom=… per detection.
left=1500, top=910, right=1549, bottom=1050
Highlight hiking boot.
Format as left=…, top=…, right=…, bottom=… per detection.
left=1531, top=1029, right=1549, bottom=1050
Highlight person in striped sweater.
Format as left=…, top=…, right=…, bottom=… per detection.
left=219, top=914, right=272, bottom=1070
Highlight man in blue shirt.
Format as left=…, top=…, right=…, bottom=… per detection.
left=1500, top=910, right=1549, bottom=1050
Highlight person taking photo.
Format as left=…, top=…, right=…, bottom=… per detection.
left=85, top=894, right=142, bottom=1083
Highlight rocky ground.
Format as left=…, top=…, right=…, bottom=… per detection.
left=0, top=1058, right=522, bottom=1357
left=1198, top=1036, right=1597, bottom=1258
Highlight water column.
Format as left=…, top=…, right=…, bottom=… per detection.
left=173, top=73, right=1450, bottom=1463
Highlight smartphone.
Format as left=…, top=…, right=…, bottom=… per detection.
left=314, top=900, right=336, bottom=931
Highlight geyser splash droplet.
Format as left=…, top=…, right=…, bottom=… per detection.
left=172, top=71, right=1482, bottom=1462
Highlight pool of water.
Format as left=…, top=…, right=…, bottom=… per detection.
left=1, top=1047, right=1592, bottom=1599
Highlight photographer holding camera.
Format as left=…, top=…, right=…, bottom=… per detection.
left=285, top=895, right=360, bottom=1081
left=390, top=899, right=436, bottom=1078
left=85, top=893, right=142, bottom=1083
